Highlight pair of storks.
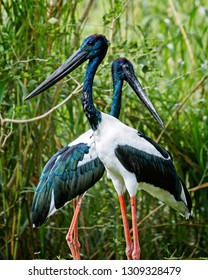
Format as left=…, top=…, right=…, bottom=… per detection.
left=25, top=34, right=192, bottom=260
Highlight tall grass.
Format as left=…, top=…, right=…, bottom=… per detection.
left=0, top=0, right=207, bottom=260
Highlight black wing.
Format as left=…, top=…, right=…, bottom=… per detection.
left=115, top=132, right=192, bottom=212
left=32, top=142, right=105, bottom=227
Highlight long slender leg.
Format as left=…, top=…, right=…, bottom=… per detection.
left=130, top=195, right=141, bottom=260
left=73, top=198, right=81, bottom=259
left=65, top=195, right=84, bottom=260
left=118, top=194, right=133, bottom=260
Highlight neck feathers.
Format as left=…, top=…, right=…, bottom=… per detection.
left=110, top=79, right=123, bottom=118
left=81, top=57, right=102, bottom=131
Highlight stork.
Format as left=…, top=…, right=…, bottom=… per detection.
left=30, top=57, right=157, bottom=259
left=26, top=34, right=192, bottom=260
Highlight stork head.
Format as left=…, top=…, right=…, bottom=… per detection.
left=25, top=34, right=109, bottom=100
left=112, top=58, right=164, bottom=128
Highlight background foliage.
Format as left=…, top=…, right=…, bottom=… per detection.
left=0, top=0, right=207, bottom=260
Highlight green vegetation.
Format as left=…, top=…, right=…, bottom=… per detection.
left=0, top=0, right=207, bottom=260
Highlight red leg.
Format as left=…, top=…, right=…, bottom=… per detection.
left=65, top=195, right=84, bottom=260
left=118, top=194, right=133, bottom=260
left=130, top=195, right=141, bottom=260
left=72, top=198, right=81, bottom=259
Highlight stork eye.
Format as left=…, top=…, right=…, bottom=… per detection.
left=123, top=64, right=129, bottom=71
left=87, top=40, right=94, bottom=47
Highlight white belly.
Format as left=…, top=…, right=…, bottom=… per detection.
left=93, top=113, right=140, bottom=196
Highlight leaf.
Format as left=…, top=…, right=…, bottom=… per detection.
left=0, top=81, right=6, bottom=104
left=48, top=17, right=58, bottom=24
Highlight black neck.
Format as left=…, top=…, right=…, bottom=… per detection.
left=81, top=57, right=102, bottom=131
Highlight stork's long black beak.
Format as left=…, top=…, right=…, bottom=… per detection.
left=126, top=72, right=164, bottom=128
left=24, top=49, right=88, bottom=100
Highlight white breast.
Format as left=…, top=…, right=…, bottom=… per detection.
left=94, top=113, right=163, bottom=163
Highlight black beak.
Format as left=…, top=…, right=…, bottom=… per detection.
left=126, top=72, right=164, bottom=128
left=25, top=49, right=88, bottom=100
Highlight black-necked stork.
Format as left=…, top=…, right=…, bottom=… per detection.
left=26, top=34, right=192, bottom=260
left=30, top=57, right=158, bottom=260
